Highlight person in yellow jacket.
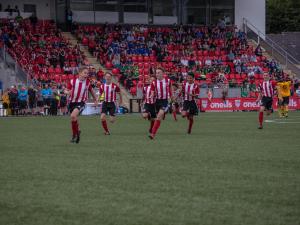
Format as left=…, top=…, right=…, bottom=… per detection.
left=277, top=78, right=292, bottom=118
left=1, top=89, right=10, bottom=115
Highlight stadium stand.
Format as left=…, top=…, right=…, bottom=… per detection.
left=72, top=24, right=289, bottom=96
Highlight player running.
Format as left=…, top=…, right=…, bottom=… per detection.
left=99, top=72, right=122, bottom=135
left=141, top=76, right=156, bottom=133
left=149, top=67, right=172, bottom=140
left=277, top=77, right=291, bottom=118
left=256, top=73, right=277, bottom=129
left=181, top=72, right=200, bottom=134
left=66, top=66, right=98, bottom=143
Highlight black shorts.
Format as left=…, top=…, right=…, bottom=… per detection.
left=19, top=100, right=27, bottom=109
left=142, top=103, right=156, bottom=119
left=155, top=99, right=169, bottom=113
left=60, top=97, right=67, bottom=107
left=278, top=96, right=289, bottom=106
left=183, top=100, right=199, bottom=116
left=37, top=100, right=44, bottom=107
left=261, top=96, right=273, bottom=111
left=44, top=98, right=51, bottom=107
left=29, top=100, right=36, bottom=109
left=9, top=101, right=17, bottom=109
left=3, top=103, right=9, bottom=109
left=101, top=101, right=116, bottom=116
left=68, top=102, right=86, bottom=114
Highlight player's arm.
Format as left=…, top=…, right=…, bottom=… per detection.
left=64, top=81, right=72, bottom=95
left=168, top=80, right=173, bottom=101
left=191, top=85, right=200, bottom=98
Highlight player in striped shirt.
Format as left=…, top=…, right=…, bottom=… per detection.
left=181, top=72, right=200, bottom=134
left=256, top=73, right=277, bottom=129
left=149, top=67, right=172, bottom=140
left=66, top=66, right=98, bottom=143
left=142, top=76, right=156, bottom=133
left=99, top=72, right=122, bottom=135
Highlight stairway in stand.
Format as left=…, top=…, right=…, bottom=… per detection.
left=62, top=32, right=133, bottom=109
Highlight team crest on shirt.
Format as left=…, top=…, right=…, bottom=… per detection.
left=202, top=100, right=208, bottom=108
left=235, top=99, right=241, bottom=107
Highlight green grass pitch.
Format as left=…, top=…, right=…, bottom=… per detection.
left=0, top=112, right=300, bottom=225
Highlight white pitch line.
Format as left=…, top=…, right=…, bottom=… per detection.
left=265, top=120, right=300, bottom=124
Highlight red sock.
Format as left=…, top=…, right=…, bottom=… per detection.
left=149, top=120, right=155, bottom=133
left=151, top=120, right=161, bottom=136
left=72, top=120, right=79, bottom=136
left=188, top=117, right=194, bottom=133
left=259, top=112, right=263, bottom=126
left=172, top=111, right=177, bottom=121
left=101, top=120, right=109, bottom=132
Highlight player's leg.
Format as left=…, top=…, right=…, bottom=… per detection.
left=278, top=99, right=284, bottom=118
left=70, top=107, right=80, bottom=143
left=172, top=103, right=177, bottom=121
left=109, top=103, right=116, bottom=123
left=149, top=109, right=164, bottom=138
left=101, top=113, right=110, bottom=135
left=100, top=102, right=110, bottom=135
left=187, top=101, right=198, bottom=134
left=258, top=106, right=265, bottom=129
left=181, top=101, right=189, bottom=118
left=284, top=97, right=289, bottom=117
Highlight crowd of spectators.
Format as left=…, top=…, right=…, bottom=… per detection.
left=74, top=23, right=293, bottom=97
left=0, top=18, right=89, bottom=86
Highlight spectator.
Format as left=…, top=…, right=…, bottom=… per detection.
left=1, top=89, right=10, bottom=115
left=18, top=86, right=28, bottom=115
left=255, top=44, right=263, bottom=56
left=8, top=85, right=18, bottom=115
left=41, top=84, right=52, bottom=114
left=28, top=85, right=37, bottom=115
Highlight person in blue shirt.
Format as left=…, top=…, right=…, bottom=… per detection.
left=41, top=84, right=53, bottom=107
left=18, top=86, right=28, bottom=115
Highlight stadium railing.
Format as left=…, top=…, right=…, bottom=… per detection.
left=0, top=45, right=30, bottom=86
left=243, top=18, right=300, bottom=77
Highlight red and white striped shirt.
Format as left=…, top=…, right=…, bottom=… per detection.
left=182, top=81, right=200, bottom=101
left=99, top=83, right=120, bottom=102
left=153, top=78, right=172, bottom=100
left=143, top=84, right=155, bottom=104
left=259, top=80, right=276, bottom=97
left=68, top=78, right=92, bottom=103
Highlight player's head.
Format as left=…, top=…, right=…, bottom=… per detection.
left=78, top=66, right=89, bottom=80
left=187, top=72, right=194, bottom=83
left=155, top=67, right=164, bottom=80
left=105, top=72, right=113, bottom=84
left=263, top=73, right=270, bottom=81
left=144, top=75, right=150, bottom=85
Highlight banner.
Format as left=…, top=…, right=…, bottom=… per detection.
left=198, top=97, right=300, bottom=112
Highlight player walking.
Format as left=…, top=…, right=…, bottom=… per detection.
left=256, top=73, right=277, bottom=129
left=181, top=72, right=200, bottom=134
left=99, top=72, right=122, bottom=135
left=149, top=67, right=172, bottom=140
left=66, top=67, right=98, bottom=143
